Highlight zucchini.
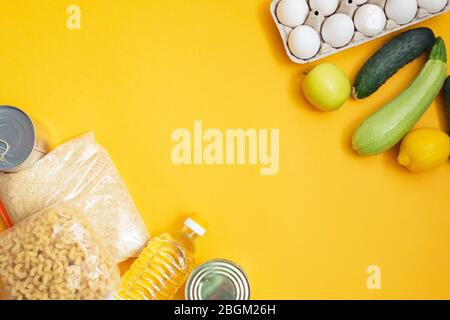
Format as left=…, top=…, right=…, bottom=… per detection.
left=353, top=28, right=435, bottom=99
left=352, top=37, right=447, bottom=156
left=444, top=76, right=450, bottom=134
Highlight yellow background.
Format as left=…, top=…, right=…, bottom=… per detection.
left=0, top=0, right=449, bottom=299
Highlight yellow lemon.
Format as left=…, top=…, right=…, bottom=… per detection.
left=398, top=128, right=450, bottom=173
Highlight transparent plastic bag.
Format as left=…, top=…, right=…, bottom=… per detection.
left=0, top=133, right=149, bottom=262
left=0, top=205, right=120, bottom=300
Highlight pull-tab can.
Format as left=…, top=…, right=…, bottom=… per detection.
left=0, top=106, right=50, bottom=172
left=185, top=259, right=250, bottom=300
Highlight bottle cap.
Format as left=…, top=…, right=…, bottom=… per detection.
left=184, top=213, right=208, bottom=237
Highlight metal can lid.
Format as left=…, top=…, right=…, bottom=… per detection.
left=0, top=106, right=36, bottom=170
left=186, top=259, right=250, bottom=300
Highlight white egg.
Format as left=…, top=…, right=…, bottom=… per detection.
left=309, top=0, right=339, bottom=16
left=288, top=25, right=321, bottom=59
left=354, top=4, right=386, bottom=37
left=321, top=13, right=355, bottom=48
left=417, top=0, right=447, bottom=13
left=354, top=0, right=369, bottom=5
left=385, top=0, right=418, bottom=25
left=276, top=0, right=309, bottom=28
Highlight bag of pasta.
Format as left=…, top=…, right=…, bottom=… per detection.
left=0, top=205, right=120, bottom=300
left=0, top=133, right=149, bottom=262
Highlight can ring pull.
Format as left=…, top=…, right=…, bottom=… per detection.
left=0, top=139, right=9, bottom=162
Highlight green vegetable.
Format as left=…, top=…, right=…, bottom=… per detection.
left=443, top=76, right=450, bottom=134
left=352, top=37, right=447, bottom=156
left=353, top=28, right=435, bottom=99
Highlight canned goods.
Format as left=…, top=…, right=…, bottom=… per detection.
left=0, top=106, right=50, bottom=172
left=186, top=259, right=250, bottom=300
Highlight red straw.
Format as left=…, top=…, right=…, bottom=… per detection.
left=0, top=201, right=13, bottom=228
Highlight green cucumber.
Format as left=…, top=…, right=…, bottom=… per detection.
left=352, top=37, right=447, bottom=156
left=353, top=28, right=435, bottom=99
left=444, top=76, right=450, bottom=134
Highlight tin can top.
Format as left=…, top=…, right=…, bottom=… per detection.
left=185, top=259, right=250, bottom=300
left=0, top=106, right=36, bottom=171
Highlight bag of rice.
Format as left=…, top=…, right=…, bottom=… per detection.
left=0, top=205, right=120, bottom=300
left=0, top=133, right=149, bottom=262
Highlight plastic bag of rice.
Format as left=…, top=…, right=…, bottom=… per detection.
left=0, top=133, right=149, bottom=263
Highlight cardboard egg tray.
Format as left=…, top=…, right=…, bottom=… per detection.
left=270, top=0, right=450, bottom=64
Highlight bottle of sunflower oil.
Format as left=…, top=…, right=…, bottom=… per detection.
left=116, top=214, right=207, bottom=300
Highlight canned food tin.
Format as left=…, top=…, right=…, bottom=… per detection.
left=0, top=106, right=50, bottom=172
left=186, top=259, right=250, bottom=300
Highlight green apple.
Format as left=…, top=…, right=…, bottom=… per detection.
left=302, top=63, right=351, bottom=111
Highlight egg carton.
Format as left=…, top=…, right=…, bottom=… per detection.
left=270, top=0, right=450, bottom=64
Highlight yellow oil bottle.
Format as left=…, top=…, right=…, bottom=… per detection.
left=116, top=215, right=207, bottom=300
